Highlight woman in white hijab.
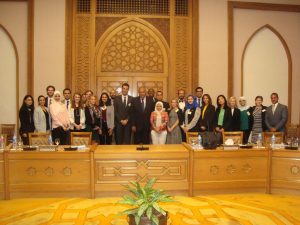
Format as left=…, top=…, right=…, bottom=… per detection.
left=49, top=91, right=70, bottom=145
left=150, top=101, right=169, bottom=144
left=239, top=96, right=250, bottom=144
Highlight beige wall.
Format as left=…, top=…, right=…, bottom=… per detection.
left=199, top=0, right=300, bottom=124
left=34, top=0, right=66, bottom=100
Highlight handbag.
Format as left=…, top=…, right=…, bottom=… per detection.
left=201, top=131, right=222, bottom=149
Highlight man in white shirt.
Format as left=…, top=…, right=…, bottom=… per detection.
left=45, top=85, right=55, bottom=107
left=195, top=86, right=203, bottom=108
left=265, top=92, right=288, bottom=132
left=62, top=88, right=72, bottom=110
left=177, top=89, right=186, bottom=110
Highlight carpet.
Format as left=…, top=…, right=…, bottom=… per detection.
left=0, top=194, right=299, bottom=225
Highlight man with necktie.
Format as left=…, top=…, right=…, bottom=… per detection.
left=114, top=83, right=133, bottom=144
left=45, top=85, right=55, bottom=107
left=131, top=87, right=154, bottom=144
left=195, top=86, right=203, bottom=108
left=265, top=93, right=288, bottom=132
left=62, top=88, right=72, bottom=110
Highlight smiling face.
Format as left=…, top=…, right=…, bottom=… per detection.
left=171, top=99, right=178, bottom=109
left=25, top=97, right=33, bottom=106
left=155, top=103, right=163, bottom=111
left=203, top=95, right=209, bottom=105
left=74, top=94, right=81, bottom=104
left=218, top=96, right=225, bottom=107
left=54, top=93, right=61, bottom=102
left=271, top=94, right=278, bottom=104
left=47, top=87, right=55, bottom=97
left=255, top=97, right=263, bottom=107
left=90, top=96, right=96, bottom=105
left=38, top=96, right=46, bottom=106
left=187, top=96, right=194, bottom=104
left=101, top=94, right=108, bottom=103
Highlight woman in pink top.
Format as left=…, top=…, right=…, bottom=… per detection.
left=150, top=101, right=169, bottom=144
left=49, top=91, right=70, bottom=145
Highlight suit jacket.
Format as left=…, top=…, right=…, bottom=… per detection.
left=199, top=104, right=215, bottom=132
left=265, top=103, right=288, bottom=132
left=19, top=106, right=35, bottom=134
left=61, top=99, right=72, bottom=111
left=114, top=95, right=133, bottom=126
left=131, top=96, right=154, bottom=131
left=34, top=106, right=51, bottom=132
left=214, top=107, right=231, bottom=131
left=249, top=105, right=267, bottom=131
left=226, top=108, right=241, bottom=131
left=45, top=97, right=53, bottom=108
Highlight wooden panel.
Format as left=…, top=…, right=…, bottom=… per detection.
left=94, top=144, right=189, bottom=197
left=0, top=152, right=4, bottom=199
left=271, top=150, right=300, bottom=194
left=6, top=151, right=91, bottom=199
left=190, top=147, right=269, bottom=195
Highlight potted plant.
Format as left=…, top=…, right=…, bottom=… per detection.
left=118, top=177, right=173, bottom=225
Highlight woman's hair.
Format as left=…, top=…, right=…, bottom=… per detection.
left=87, top=95, right=99, bottom=107
left=71, top=92, right=83, bottom=109
left=202, top=94, right=212, bottom=105
left=228, top=96, right=237, bottom=108
left=37, top=95, right=45, bottom=106
left=21, top=95, right=34, bottom=111
left=99, top=92, right=112, bottom=106
left=216, top=94, right=228, bottom=109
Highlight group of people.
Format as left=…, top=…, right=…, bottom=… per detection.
left=18, top=84, right=288, bottom=145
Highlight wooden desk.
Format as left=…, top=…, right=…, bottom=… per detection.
left=186, top=144, right=270, bottom=195
left=271, top=149, right=300, bottom=195
left=93, top=144, right=190, bottom=197
left=0, top=151, right=4, bottom=199
left=5, top=148, right=93, bottom=199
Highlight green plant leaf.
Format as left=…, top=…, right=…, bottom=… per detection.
left=152, top=215, right=159, bottom=225
left=146, top=207, right=152, bottom=220
left=153, top=203, right=166, bottom=216
left=134, top=214, right=140, bottom=225
left=118, top=208, right=139, bottom=216
left=137, top=203, right=149, bottom=217
left=145, top=177, right=156, bottom=190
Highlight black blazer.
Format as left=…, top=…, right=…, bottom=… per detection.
left=131, top=96, right=154, bottom=131
left=214, top=107, right=231, bottom=131
left=19, top=106, right=35, bottom=134
left=226, top=108, right=241, bottom=131
left=114, top=95, right=133, bottom=126
left=199, top=104, right=215, bottom=132
left=84, top=106, right=101, bottom=129
left=249, top=105, right=268, bottom=132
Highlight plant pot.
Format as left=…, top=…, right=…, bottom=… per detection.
left=128, top=212, right=168, bottom=225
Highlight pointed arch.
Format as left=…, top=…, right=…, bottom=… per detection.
left=241, top=24, right=292, bottom=120
left=0, top=24, right=19, bottom=126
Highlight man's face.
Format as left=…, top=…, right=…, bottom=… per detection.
left=195, top=88, right=203, bottom=98
left=110, top=90, right=116, bottom=99
left=47, top=87, right=55, bottom=97
left=63, top=90, right=71, bottom=100
left=156, top=92, right=163, bottom=101
left=178, top=90, right=185, bottom=99
left=271, top=94, right=278, bottom=104
left=138, top=88, right=146, bottom=98
left=122, top=85, right=129, bottom=96
left=148, top=89, right=155, bottom=97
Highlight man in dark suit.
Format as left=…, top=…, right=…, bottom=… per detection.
left=155, top=90, right=170, bottom=112
left=45, top=85, right=55, bottom=107
left=114, top=83, right=133, bottom=144
left=131, top=87, right=154, bottom=144
left=62, top=88, right=72, bottom=110
left=265, top=93, right=288, bottom=132
left=195, top=86, right=203, bottom=108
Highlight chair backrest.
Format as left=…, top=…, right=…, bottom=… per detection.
left=186, top=132, right=199, bottom=144
left=71, top=132, right=92, bottom=145
left=29, top=132, right=49, bottom=145
left=222, top=132, right=243, bottom=145
left=286, top=124, right=299, bottom=138
left=0, top=124, right=16, bottom=142
left=0, top=134, right=8, bottom=147
left=262, top=132, right=284, bottom=147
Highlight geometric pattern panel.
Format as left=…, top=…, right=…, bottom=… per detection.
left=0, top=195, right=299, bottom=224
left=95, top=17, right=124, bottom=45
left=143, top=18, right=170, bottom=45
left=95, top=159, right=188, bottom=183
left=101, top=25, right=164, bottom=73
left=175, top=18, right=189, bottom=91
left=75, top=16, right=91, bottom=93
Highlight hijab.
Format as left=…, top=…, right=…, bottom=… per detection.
left=185, top=95, right=198, bottom=110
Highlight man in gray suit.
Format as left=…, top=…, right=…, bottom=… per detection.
left=265, top=93, right=288, bottom=132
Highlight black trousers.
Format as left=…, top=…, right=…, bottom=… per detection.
left=134, top=126, right=150, bottom=144
left=52, top=127, right=70, bottom=145
left=100, top=121, right=112, bottom=145
left=115, top=123, right=131, bottom=144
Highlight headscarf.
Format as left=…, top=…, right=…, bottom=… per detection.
left=185, top=95, right=198, bottom=110
left=154, top=101, right=164, bottom=114
left=238, top=96, right=250, bottom=111
left=50, top=91, right=69, bottom=127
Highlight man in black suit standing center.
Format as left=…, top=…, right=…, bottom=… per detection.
left=131, top=87, right=154, bottom=144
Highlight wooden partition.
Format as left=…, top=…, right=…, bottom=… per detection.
left=1, top=145, right=300, bottom=199
left=4, top=149, right=93, bottom=199
left=187, top=144, right=270, bottom=195
left=271, top=150, right=300, bottom=195
left=93, top=144, right=190, bottom=197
